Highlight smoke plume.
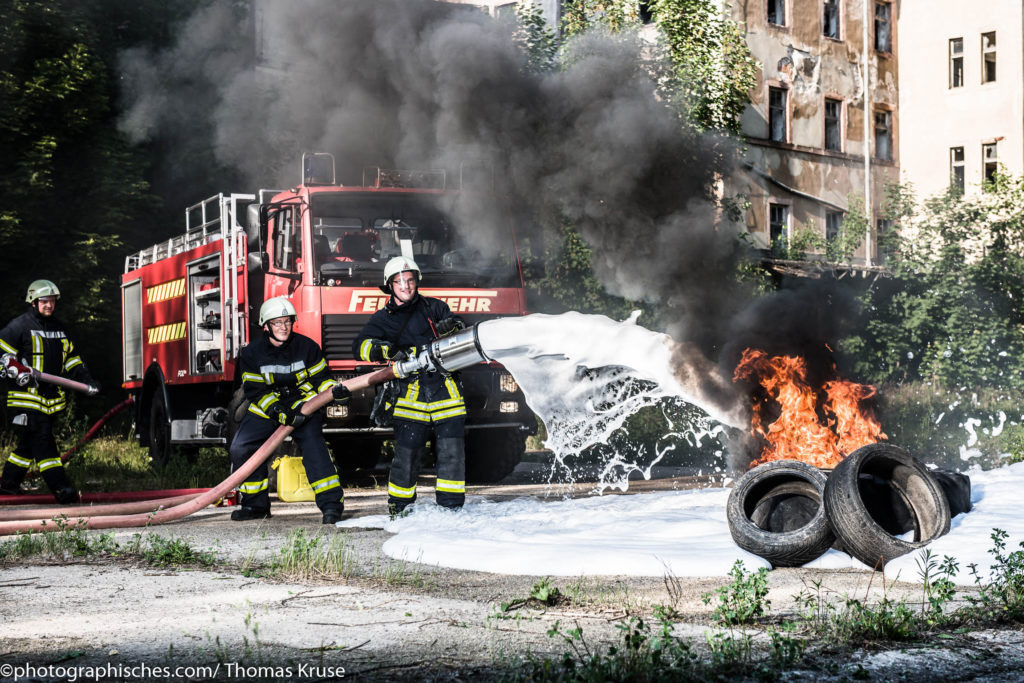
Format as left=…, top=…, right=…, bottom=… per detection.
left=118, top=0, right=750, bottom=349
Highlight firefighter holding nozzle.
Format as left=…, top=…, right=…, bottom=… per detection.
left=353, top=256, right=467, bottom=514
left=0, top=280, right=100, bottom=503
left=229, top=297, right=349, bottom=524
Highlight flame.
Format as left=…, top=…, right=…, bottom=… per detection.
left=733, top=348, right=886, bottom=469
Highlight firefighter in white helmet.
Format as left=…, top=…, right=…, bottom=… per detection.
left=352, top=256, right=466, bottom=513
left=228, top=297, right=350, bottom=523
left=0, top=280, right=99, bottom=502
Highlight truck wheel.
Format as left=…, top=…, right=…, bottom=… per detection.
left=726, top=460, right=835, bottom=568
left=328, top=437, right=381, bottom=473
left=465, top=429, right=524, bottom=484
left=148, top=391, right=173, bottom=467
left=823, top=443, right=951, bottom=569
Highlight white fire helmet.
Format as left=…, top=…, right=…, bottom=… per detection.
left=26, top=279, right=60, bottom=303
left=382, top=256, right=421, bottom=288
left=258, top=297, right=297, bottom=326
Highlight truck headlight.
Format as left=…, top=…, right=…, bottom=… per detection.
left=499, top=372, right=518, bottom=393
left=326, top=405, right=349, bottom=419
left=499, top=401, right=518, bottom=413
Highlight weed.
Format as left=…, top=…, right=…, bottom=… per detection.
left=965, top=528, right=1024, bottom=622
left=702, top=560, right=770, bottom=626
left=269, top=528, right=358, bottom=581
left=138, top=534, right=218, bottom=567
left=530, top=577, right=563, bottom=605
left=917, top=549, right=959, bottom=626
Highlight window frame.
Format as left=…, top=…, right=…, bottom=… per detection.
left=769, top=202, right=790, bottom=256
left=767, top=0, right=786, bottom=27
left=983, top=141, right=999, bottom=183
left=950, top=146, right=965, bottom=194
left=874, top=1, right=892, bottom=54
left=824, top=97, right=843, bottom=152
left=823, top=0, right=840, bottom=40
left=982, top=31, right=997, bottom=84
left=873, top=109, right=894, bottom=162
left=768, top=85, right=789, bottom=143
left=949, top=37, right=964, bottom=88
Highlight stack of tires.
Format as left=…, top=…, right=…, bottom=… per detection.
left=726, top=443, right=972, bottom=569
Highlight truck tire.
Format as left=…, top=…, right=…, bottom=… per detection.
left=148, top=391, right=173, bottom=467
left=465, top=428, right=524, bottom=484
left=823, top=443, right=951, bottom=569
left=226, top=388, right=249, bottom=447
left=727, top=460, right=835, bottom=568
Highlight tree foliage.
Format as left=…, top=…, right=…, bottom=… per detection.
left=0, top=0, right=202, bottom=405
left=843, top=174, right=1024, bottom=390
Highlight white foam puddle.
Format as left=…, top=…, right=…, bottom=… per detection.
left=339, top=462, right=1024, bottom=584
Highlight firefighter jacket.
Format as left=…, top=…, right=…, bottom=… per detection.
left=0, top=307, right=93, bottom=415
left=240, top=331, right=336, bottom=420
left=352, top=293, right=466, bottom=423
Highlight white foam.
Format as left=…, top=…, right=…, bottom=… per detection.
left=339, top=462, right=1024, bottom=584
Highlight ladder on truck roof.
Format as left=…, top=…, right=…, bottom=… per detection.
left=125, top=193, right=254, bottom=366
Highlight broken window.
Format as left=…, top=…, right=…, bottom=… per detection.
left=826, top=210, right=844, bottom=244
left=876, top=219, right=895, bottom=265
left=874, top=110, right=893, bottom=161
left=950, top=147, right=965, bottom=194
left=769, top=204, right=788, bottom=255
left=769, top=87, right=788, bottom=142
left=983, top=142, right=999, bottom=183
left=823, top=0, right=839, bottom=39
left=982, top=31, right=997, bottom=83
left=949, top=38, right=964, bottom=88
left=874, top=2, right=891, bottom=53
left=767, top=0, right=785, bottom=26
left=824, top=98, right=842, bottom=151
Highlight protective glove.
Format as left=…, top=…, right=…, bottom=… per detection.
left=287, top=402, right=309, bottom=428
left=332, top=383, right=352, bottom=404
left=268, top=403, right=306, bottom=428
left=435, top=316, right=465, bottom=337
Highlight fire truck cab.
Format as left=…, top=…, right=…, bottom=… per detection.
left=121, top=153, right=535, bottom=482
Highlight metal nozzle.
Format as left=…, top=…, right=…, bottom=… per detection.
left=391, top=324, right=491, bottom=378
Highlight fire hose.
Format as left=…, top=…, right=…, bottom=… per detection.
left=2, top=353, right=99, bottom=396
left=0, top=324, right=494, bottom=536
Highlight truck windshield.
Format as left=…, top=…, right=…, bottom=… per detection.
left=310, top=192, right=520, bottom=287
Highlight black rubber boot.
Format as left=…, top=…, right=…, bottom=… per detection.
left=321, top=505, right=344, bottom=525
left=230, top=506, right=271, bottom=521
left=53, top=486, right=81, bottom=505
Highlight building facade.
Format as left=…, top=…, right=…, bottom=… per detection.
left=898, top=0, right=1024, bottom=200
left=727, top=0, right=900, bottom=266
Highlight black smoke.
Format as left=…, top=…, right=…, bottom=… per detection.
left=118, top=0, right=751, bottom=351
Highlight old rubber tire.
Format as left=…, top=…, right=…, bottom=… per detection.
left=465, top=428, right=524, bottom=484
left=727, top=460, right=835, bottom=568
left=823, top=443, right=951, bottom=569
left=931, top=468, right=972, bottom=518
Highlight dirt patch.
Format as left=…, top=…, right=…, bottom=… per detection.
left=3, top=467, right=1024, bottom=681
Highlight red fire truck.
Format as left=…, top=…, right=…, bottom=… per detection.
left=121, top=153, right=535, bottom=482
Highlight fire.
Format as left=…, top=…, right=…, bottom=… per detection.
left=733, top=348, right=886, bottom=469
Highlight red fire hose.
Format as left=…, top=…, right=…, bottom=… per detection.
left=0, top=367, right=396, bottom=535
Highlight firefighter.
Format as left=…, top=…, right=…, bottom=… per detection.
left=352, top=256, right=467, bottom=514
left=0, top=280, right=99, bottom=502
left=229, top=297, right=350, bottom=524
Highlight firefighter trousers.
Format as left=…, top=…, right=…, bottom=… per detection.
left=388, top=416, right=466, bottom=512
left=229, top=412, right=343, bottom=513
left=0, top=411, right=76, bottom=500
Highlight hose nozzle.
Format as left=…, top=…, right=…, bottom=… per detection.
left=392, top=324, right=492, bottom=378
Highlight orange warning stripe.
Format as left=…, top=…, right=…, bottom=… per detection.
left=147, top=322, right=187, bottom=344
left=146, top=278, right=186, bottom=304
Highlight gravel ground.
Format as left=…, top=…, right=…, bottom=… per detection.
left=2, top=461, right=1024, bottom=681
